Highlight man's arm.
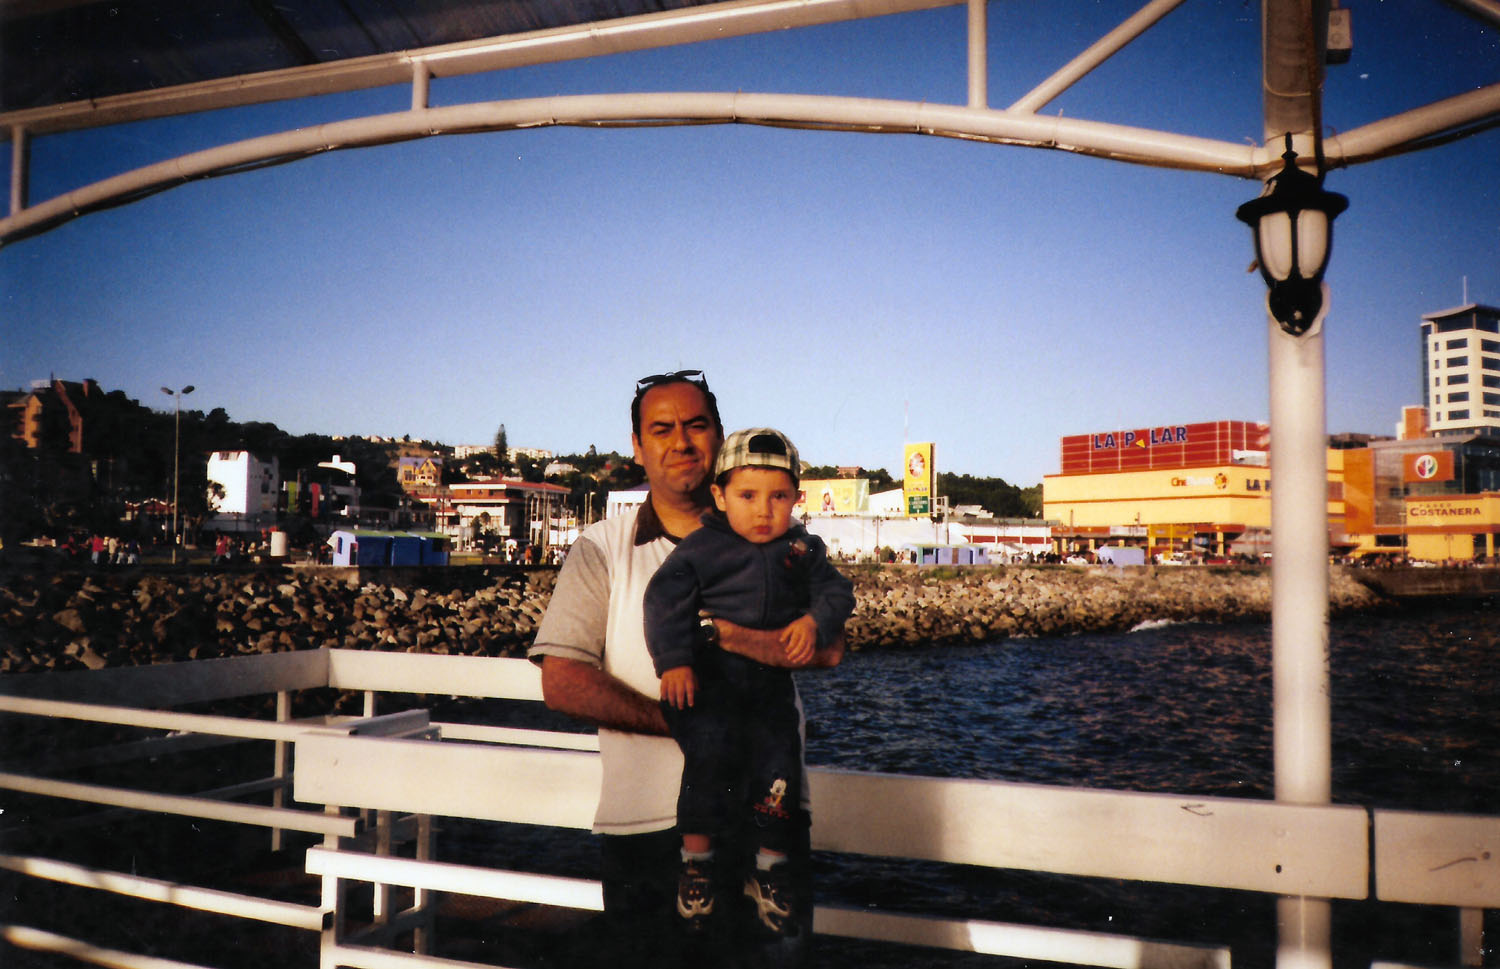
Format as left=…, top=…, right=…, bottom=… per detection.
left=539, top=655, right=670, bottom=735
left=715, top=619, right=844, bottom=669
left=530, top=530, right=669, bottom=736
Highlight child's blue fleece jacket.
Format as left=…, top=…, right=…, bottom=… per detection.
left=644, top=512, right=855, bottom=676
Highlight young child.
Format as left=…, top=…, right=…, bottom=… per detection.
left=644, top=427, right=855, bottom=939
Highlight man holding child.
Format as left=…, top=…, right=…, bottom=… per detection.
left=529, top=371, right=846, bottom=967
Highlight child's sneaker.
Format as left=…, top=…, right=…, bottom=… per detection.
left=676, top=861, right=717, bottom=933
left=743, top=865, right=797, bottom=936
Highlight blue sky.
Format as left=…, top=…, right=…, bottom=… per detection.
left=2, top=1, right=1496, bottom=486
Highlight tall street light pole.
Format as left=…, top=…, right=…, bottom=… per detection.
left=161, top=385, right=195, bottom=564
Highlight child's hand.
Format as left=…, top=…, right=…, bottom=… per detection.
left=780, top=615, right=819, bottom=666
left=660, top=666, right=697, bottom=709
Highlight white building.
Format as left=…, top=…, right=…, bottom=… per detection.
left=1422, top=303, right=1500, bottom=437
left=206, top=451, right=279, bottom=527
left=606, top=485, right=649, bottom=519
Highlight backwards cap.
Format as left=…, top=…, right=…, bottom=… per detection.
left=713, top=427, right=801, bottom=485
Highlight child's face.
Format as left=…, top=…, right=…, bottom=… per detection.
left=711, top=467, right=797, bottom=544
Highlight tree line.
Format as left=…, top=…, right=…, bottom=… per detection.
left=2, top=385, right=1039, bottom=549
left=801, top=466, right=1041, bottom=519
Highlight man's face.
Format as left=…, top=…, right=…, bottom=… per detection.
left=711, top=467, right=797, bottom=544
left=631, top=382, right=721, bottom=500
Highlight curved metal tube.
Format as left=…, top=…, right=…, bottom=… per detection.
left=0, top=90, right=1259, bottom=246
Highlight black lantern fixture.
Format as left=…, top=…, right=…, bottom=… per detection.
left=1236, top=133, right=1349, bottom=335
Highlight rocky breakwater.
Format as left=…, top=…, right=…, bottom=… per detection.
left=3, top=565, right=1390, bottom=674
left=1, top=567, right=555, bottom=675
left=841, top=565, right=1389, bottom=649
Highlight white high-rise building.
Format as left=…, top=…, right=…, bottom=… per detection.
left=1421, top=303, right=1500, bottom=437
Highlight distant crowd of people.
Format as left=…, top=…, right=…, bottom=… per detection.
left=57, top=532, right=144, bottom=567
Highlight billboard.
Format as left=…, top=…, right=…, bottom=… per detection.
left=903, top=442, right=935, bottom=517
left=1403, top=450, right=1455, bottom=483
left=797, top=478, right=870, bottom=516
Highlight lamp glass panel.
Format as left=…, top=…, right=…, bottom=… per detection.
left=1294, top=210, right=1330, bottom=278
left=1257, top=211, right=1294, bottom=281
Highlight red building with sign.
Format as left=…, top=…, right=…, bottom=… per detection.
left=1058, top=420, right=1271, bottom=475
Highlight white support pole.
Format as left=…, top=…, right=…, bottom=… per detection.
left=1276, top=895, right=1332, bottom=969
left=1269, top=294, right=1332, bottom=806
left=1459, top=907, right=1484, bottom=967
left=1268, top=287, right=1334, bottom=969
left=966, top=0, right=987, bottom=109
left=1259, top=0, right=1335, bottom=960
left=412, top=62, right=430, bottom=111
left=9, top=125, right=26, bottom=215
left=1008, top=0, right=1189, bottom=113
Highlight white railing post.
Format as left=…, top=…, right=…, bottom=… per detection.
left=374, top=809, right=393, bottom=923
left=321, top=802, right=348, bottom=969
left=415, top=813, right=435, bottom=955
left=272, top=689, right=291, bottom=851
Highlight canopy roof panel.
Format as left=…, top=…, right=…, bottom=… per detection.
left=1, top=0, right=1496, bottom=245
left=1, top=0, right=717, bottom=114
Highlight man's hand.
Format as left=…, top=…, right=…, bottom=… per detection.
left=779, top=615, right=819, bottom=666
left=717, top=618, right=844, bottom=669
left=659, top=665, right=697, bottom=709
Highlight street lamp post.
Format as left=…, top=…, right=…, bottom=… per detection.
left=1235, top=133, right=1349, bottom=336
left=160, top=385, right=195, bottom=563
left=1237, top=130, right=1348, bottom=969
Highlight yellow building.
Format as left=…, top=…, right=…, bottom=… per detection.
left=1043, top=420, right=1351, bottom=560
left=1045, top=415, right=1500, bottom=563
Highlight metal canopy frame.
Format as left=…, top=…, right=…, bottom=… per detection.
left=3, top=4, right=1498, bottom=965
left=3, top=0, right=1498, bottom=246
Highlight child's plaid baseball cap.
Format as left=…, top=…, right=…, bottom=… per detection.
left=713, top=427, right=801, bottom=485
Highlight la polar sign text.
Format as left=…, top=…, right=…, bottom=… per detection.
left=1092, top=426, right=1189, bottom=450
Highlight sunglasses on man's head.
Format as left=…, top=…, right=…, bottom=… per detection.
left=635, top=369, right=706, bottom=393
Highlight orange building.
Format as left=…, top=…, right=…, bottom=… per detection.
left=1341, top=434, right=1500, bottom=561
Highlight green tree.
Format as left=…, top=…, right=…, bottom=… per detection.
left=802, top=465, right=897, bottom=492
left=514, top=453, right=543, bottom=482
left=936, top=472, right=1040, bottom=518
left=494, top=424, right=510, bottom=471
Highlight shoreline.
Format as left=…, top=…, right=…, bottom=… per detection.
left=0, top=562, right=1459, bottom=675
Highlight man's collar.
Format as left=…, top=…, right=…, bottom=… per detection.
left=633, top=493, right=673, bottom=546
left=634, top=491, right=712, bottom=546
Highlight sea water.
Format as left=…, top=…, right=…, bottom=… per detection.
left=795, top=605, right=1499, bottom=968
left=444, top=605, right=1498, bottom=968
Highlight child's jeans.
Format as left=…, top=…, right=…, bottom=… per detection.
left=662, top=649, right=802, bottom=853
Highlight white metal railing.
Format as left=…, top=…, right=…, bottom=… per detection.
left=1, top=648, right=1496, bottom=969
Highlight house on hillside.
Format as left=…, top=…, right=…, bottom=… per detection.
left=4, top=378, right=101, bottom=452
left=425, top=477, right=571, bottom=551
left=398, top=456, right=443, bottom=490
